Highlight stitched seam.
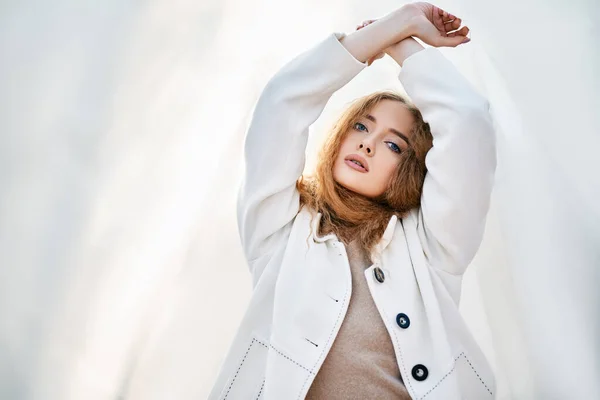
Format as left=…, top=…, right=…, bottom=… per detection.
left=419, top=351, right=494, bottom=399
left=268, top=342, right=312, bottom=374
left=223, top=338, right=258, bottom=399
left=222, top=338, right=268, bottom=399
left=296, top=281, right=350, bottom=400
left=225, top=336, right=314, bottom=399
left=419, top=352, right=463, bottom=400
left=379, top=306, right=415, bottom=395
left=460, top=352, right=493, bottom=395
left=256, top=378, right=266, bottom=399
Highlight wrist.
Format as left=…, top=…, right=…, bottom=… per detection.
left=385, top=37, right=425, bottom=67
left=382, top=6, right=418, bottom=43
left=341, top=9, right=414, bottom=65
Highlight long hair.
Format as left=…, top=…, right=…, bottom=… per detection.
left=297, top=90, right=433, bottom=258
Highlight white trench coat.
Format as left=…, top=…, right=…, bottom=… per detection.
left=209, top=31, right=498, bottom=400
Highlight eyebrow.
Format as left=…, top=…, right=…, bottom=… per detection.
left=364, top=114, right=411, bottom=145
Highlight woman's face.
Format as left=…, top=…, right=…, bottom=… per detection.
left=333, top=99, right=415, bottom=198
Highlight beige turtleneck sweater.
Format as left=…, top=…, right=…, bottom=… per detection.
left=305, top=238, right=412, bottom=400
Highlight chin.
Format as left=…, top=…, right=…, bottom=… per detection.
left=333, top=161, right=381, bottom=198
left=334, top=172, right=370, bottom=197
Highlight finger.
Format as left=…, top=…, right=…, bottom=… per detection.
left=433, top=6, right=444, bottom=25
left=439, top=33, right=471, bottom=48
left=357, top=19, right=374, bottom=30
left=443, top=18, right=460, bottom=32
left=447, top=26, right=469, bottom=38
left=440, top=9, right=458, bottom=24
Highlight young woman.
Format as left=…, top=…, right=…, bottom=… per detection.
left=209, top=2, right=497, bottom=399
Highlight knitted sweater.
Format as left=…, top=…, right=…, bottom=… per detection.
left=305, top=238, right=412, bottom=399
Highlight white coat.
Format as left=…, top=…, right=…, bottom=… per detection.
left=209, top=31, right=498, bottom=400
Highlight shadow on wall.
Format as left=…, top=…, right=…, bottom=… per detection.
left=0, top=0, right=598, bottom=399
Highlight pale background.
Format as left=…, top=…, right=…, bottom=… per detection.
left=1, top=0, right=598, bottom=399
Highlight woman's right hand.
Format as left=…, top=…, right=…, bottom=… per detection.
left=347, top=3, right=467, bottom=67
left=357, top=2, right=469, bottom=65
left=402, top=2, right=471, bottom=48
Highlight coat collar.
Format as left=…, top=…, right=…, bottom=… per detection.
left=310, top=211, right=400, bottom=255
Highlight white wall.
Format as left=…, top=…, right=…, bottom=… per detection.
left=1, top=0, right=598, bottom=399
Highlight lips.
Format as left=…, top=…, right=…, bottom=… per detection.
left=344, top=154, right=369, bottom=172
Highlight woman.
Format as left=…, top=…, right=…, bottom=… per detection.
left=209, top=2, right=497, bottom=399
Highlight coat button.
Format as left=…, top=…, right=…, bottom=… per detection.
left=411, top=364, right=428, bottom=381
left=396, top=313, right=410, bottom=329
left=373, top=267, right=385, bottom=283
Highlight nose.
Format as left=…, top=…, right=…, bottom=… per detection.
left=359, top=142, right=373, bottom=155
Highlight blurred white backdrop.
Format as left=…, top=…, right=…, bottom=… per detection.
left=1, top=0, right=598, bottom=399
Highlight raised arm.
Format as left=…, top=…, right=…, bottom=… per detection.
left=356, top=5, right=488, bottom=276
left=392, top=38, right=496, bottom=275
left=238, top=10, right=414, bottom=284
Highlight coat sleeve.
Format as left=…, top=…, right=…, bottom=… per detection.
left=398, top=48, right=497, bottom=276
left=237, top=32, right=367, bottom=279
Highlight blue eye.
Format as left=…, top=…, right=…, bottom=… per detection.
left=354, top=122, right=367, bottom=131
left=354, top=122, right=402, bottom=154
left=386, top=142, right=402, bottom=153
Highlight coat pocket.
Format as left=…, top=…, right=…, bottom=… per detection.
left=454, top=351, right=496, bottom=399
left=253, top=377, right=266, bottom=400
left=219, top=335, right=269, bottom=400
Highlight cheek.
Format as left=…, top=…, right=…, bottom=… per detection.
left=339, top=136, right=354, bottom=152
left=378, top=156, right=400, bottom=183
left=335, top=138, right=353, bottom=163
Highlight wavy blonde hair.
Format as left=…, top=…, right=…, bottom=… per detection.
left=297, top=90, right=433, bottom=258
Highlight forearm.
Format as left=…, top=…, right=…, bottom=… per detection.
left=340, top=8, right=414, bottom=64
left=386, top=37, right=425, bottom=67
